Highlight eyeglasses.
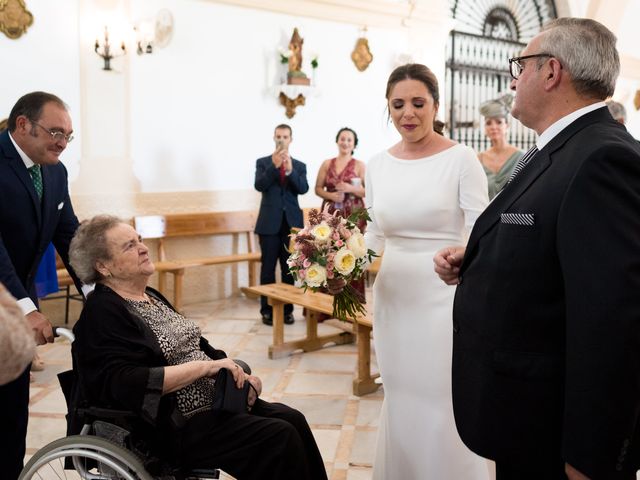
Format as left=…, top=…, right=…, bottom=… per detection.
left=30, top=120, right=74, bottom=143
left=508, top=53, right=554, bottom=80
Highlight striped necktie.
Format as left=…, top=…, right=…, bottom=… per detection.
left=507, top=146, right=538, bottom=184
left=28, top=165, right=43, bottom=199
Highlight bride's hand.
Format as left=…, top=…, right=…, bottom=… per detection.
left=326, top=277, right=347, bottom=295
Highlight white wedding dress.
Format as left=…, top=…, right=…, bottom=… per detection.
left=365, top=145, right=490, bottom=480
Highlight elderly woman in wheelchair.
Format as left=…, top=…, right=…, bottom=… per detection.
left=23, top=215, right=327, bottom=480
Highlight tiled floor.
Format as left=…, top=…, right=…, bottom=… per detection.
left=26, top=295, right=382, bottom=480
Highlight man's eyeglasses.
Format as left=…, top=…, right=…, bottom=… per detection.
left=508, top=53, right=554, bottom=80
left=31, top=120, right=74, bottom=143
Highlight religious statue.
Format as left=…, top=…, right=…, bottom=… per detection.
left=288, top=28, right=303, bottom=73
left=286, top=28, right=310, bottom=86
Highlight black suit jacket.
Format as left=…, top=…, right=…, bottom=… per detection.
left=452, top=107, right=640, bottom=478
left=0, top=130, right=80, bottom=303
left=254, top=155, right=308, bottom=235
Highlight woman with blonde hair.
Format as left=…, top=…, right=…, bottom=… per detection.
left=477, top=94, right=523, bottom=198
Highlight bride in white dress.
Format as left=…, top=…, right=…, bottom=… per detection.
left=365, top=64, right=490, bottom=479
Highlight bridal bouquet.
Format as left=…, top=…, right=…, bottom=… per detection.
left=287, top=207, right=377, bottom=321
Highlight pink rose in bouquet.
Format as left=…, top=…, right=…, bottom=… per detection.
left=287, top=206, right=377, bottom=321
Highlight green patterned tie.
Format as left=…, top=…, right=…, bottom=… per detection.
left=28, top=165, right=43, bottom=199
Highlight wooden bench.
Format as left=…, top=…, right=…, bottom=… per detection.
left=135, top=212, right=261, bottom=311
left=242, top=283, right=380, bottom=396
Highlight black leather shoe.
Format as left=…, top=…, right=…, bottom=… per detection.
left=261, top=313, right=273, bottom=326
left=284, top=313, right=294, bottom=325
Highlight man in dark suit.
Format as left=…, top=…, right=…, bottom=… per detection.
left=0, top=91, right=81, bottom=479
left=434, top=18, right=640, bottom=480
left=254, top=124, right=308, bottom=325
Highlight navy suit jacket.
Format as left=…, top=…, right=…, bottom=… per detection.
left=0, top=130, right=80, bottom=303
left=254, top=155, right=308, bottom=235
left=452, top=107, right=640, bottom=478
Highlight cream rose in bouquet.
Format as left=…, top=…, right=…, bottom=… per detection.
left=288, top=207, right=376, bottom=321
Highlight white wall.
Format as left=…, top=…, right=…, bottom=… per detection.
left=615, top=0, right=640, bottom=137
left=1, top=0, right=638, bottom=204
left=0, top=0, right=82, bottom=179
left=1, top=0, right=450, bottom=206
left=126, top=0, right=445, bottom=199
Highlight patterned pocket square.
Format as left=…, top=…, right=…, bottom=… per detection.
left=500, top=213, right=535, bottom=226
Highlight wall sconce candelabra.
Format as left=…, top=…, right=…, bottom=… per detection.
left=134, top=20, right=154, bottom=55
left=94, top=26, right=126, bottom=71
left=136, top=38, right=153, bottom=55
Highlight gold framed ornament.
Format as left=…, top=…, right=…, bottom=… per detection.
left=0, top=0, right=33, bottom=40
left=279, top=92, right=305, bottom=119
left=351, top=36, right=373, bottom=72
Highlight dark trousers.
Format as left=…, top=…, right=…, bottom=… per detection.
left=181, top=398, right=327, bottom=480
left=0, top=366, right=30, bottom=480
left=496, top=459, right=567, bottom=480
left=258, top=216, right=294, bottom=316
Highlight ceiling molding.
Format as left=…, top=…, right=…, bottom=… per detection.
left=205, top=0, right=451, bottom=30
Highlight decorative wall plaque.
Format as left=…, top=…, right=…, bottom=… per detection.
left=0, top=0, right=33, bottom=40
left=279, top=92, right=305, bottom=119
left=351, top=37, right=373, bottom=72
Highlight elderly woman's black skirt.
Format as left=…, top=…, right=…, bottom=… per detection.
left=178, top=398, right=327, bottom=480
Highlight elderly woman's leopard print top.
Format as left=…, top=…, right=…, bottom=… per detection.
left=126, top=297, right=214, bottom=418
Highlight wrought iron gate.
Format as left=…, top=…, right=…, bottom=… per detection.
left=445, top=0, right=557, bottom=152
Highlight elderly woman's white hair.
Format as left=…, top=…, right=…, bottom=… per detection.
left=69, top=215, right=124, bottom=284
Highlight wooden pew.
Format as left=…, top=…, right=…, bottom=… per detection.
left=135, top=211, right=261, bottom=311
left=242, top=283, right=380, bottom=396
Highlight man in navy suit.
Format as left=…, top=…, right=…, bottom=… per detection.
left=435, top=18, right=640, bottom=480
left=0, top=92, right=80, bottom=479
left=254, top=124, right=308, bottom=325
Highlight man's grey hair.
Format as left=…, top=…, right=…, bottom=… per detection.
left=69, top=215, right=124, bottom=284
left=539, top=18, right=619, bottom=100
left=606, top=100, right=627, bottom=124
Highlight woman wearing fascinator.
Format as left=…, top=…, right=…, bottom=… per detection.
left=478, top=94, right=523, bottom=198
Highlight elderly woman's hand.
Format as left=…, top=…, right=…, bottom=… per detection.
left=246, top=375, right=262, bottom=408
left=200, top=358, right=246, bottom=387
left=208, top=358, right=247, bottom=388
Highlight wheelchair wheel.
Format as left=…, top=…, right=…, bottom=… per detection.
left=19, top=434, right=153, bottom=480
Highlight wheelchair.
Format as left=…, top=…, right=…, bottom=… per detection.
left=19, top=328, right=224, bottom=480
